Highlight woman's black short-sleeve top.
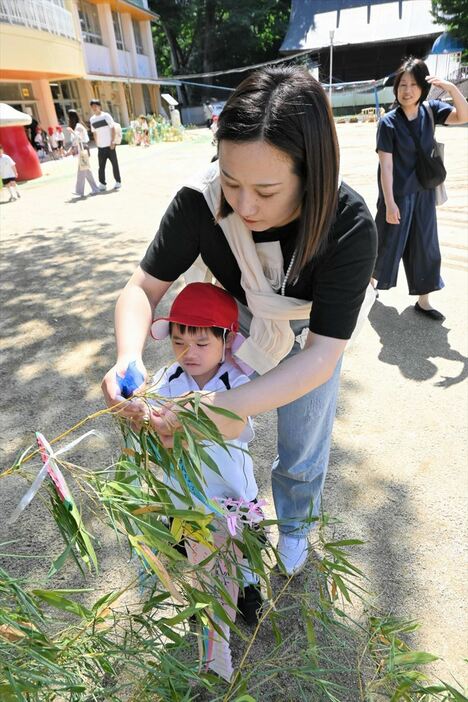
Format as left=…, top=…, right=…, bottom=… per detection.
left=141, top=181, right=377, bottom=341
left=376, top=99, right=453, bottom=196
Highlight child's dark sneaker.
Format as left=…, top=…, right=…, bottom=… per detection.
left=237, top=584, right=262, bottom=625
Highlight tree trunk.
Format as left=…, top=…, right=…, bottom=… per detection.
left=202, top=0, right=217, bottom=74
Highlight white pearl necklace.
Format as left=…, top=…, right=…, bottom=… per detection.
left=281, top=252, right=296, bottom=296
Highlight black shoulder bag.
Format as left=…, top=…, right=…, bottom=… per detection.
left=406, top=105, right=446, bottom=190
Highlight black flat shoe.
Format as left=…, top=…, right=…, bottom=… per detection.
left=414, top=302, right=445, bottom=321
left=237, top=584, right=262, bottom=625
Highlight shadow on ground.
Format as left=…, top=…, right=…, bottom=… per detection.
left=369, top=300, right=468, bottom=386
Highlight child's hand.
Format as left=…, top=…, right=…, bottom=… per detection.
left=149, top=401, right=181, bottom=448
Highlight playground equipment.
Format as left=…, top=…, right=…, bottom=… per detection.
left=0, top=103, right=41, bottom=181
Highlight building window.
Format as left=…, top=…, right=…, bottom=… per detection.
left=112, top=11, right=125, bottom=51
left=132, top=19, right=144, bottom=54
left=78, top=1, right=102, bottom=45
left=50, top=81, right=82, bottom=125
left=0, top=83, right=23, bottom=101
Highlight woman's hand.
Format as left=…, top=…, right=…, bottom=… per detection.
left=385, top=201, right=400, bottom=225
left=427, top=76, right=468, bottom=126
left=425, top=75, right=454, bottom=93
left=101, top=357, right=148, bottom=421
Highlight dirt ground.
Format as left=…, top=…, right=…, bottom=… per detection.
left=0, top=123, right=467, bottom=694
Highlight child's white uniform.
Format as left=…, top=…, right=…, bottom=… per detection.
left=0, top=154, right=16, bottom=179
left=151, top=360, right=257, bottom=510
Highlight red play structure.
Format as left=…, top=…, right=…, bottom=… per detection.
left=0, top=104, right=42, bottom=181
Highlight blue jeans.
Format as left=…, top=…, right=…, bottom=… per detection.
left=237, top=303, right=342, bottom=538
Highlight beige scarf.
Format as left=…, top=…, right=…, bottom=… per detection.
left=185, top=162, right=312, bottom=374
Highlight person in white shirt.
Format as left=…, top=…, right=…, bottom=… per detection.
left=123, top=282, right=263, bottom=623
left=67, top=110, right=99, bottom=198
left=47, top=127, right=59, bottom=158
left=0, top=145, right=20, bottom=201
left=89, top=99, right=121, bottom=190
left=55, top=126, right=65, bottom=157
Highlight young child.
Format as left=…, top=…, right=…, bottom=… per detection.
left=0, top=145, right=20, bottom=201
left=55, top=126, right=65, bottom=157
left=47, top=127, right=59, bottom=158
left=149, top=283, right=262, bottom=624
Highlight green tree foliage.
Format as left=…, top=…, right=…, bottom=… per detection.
left=150, top=0, right=291, bottom=77
left=431, top=0, right=468, bottom=53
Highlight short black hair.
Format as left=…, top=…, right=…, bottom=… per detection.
left=393, top=57, right=430, bottom=105
left=90, top=99, right=101, bottom=107
left=169, top=322, right=226, bottom=339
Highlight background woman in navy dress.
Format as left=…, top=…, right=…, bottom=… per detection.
left=372, top=57, right=468, bottom=320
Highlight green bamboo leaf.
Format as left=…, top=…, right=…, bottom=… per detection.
left=301, top=605, right=318, bottom=668
left=393, top=651, right=439, bottom=667
left=199, top=402, right=243, bottom=421
left=91, top=588, right=125, bottom=615
left=47, top=540, right=76, bottom=578
left=141, top=591, right=172, bottom=612
left=330, top=573, right=351, bottom=603
left=159, top=603, right=209, bottom=626
left=324, top=539, right=364, bottom=547
left=157, top=621, right=185, bottom=645
left=437, top=684, right=467, bottom=701
left=197, top=445, right=224, bottom=477
left=321, top=558, right=360, bottom=576
left=32, top=590, right=92, bottom=619
left=182, top=427, right=201, bottom=468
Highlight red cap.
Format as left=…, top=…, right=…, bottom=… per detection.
left=151, top=283, right=239, bottom=340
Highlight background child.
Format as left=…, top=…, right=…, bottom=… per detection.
left=33, top=127, right=47, bottom=161
left=55, top=126, right=65, bottom=157
left=149, top=282, right=262, bottom=623
left=0, top=145, right=20, bottom=201
left=47, top=127, right=59, bottom=158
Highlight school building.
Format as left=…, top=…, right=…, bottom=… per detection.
left=280, top=0, right=465, bottom=114
left=0, top=0, right=161, bottom=129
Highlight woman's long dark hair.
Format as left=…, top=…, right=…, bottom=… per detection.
left=67, top=109, right=81, bottom=130
left=216, top=66, right=339, bottom=278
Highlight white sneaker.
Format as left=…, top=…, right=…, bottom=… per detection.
left=15, top=190, right=21, bottom=199
left=98, top=183, right=106, bottom=191
left=277, top=534, right=309, bottom=576
left=114, top=181, right=121, bottom=190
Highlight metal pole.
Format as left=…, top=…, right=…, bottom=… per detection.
left=329, top=30, right=334, bottom=108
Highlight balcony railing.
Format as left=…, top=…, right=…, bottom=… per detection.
left=0, top=0, right=76, bottom=40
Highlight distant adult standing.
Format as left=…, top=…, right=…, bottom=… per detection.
left=372, top=57, right=468, bottom=320
left=89, top=99, right=121, bottom=191
left=67, top=109, right=99, bottom=198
